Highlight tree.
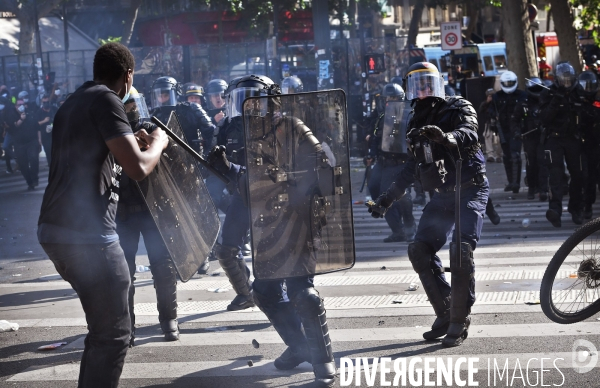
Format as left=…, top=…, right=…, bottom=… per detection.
left=548, top=0, right=582, bottom=73
left=501, top=0, right=538, bottom=85
left=571, top=0, right=600, bottom=46
left=121, top=0, right=143, bottom=46
left=0, top=0, right=65, bottom=54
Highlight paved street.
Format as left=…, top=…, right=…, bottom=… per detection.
left=1, top=158, right=599, bottom=387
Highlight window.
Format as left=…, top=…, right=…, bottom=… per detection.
left=484, top=56, right=494, bottom=71
left=494, top=55, right=507, bottom=70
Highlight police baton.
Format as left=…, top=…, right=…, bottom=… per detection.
left=520, top=127, right=539, bottom=137
left=151, top=116, right=230, bottom=184
left=525, top=78, right=551, bottom=91
left=455, top=158, right=462, bottom=267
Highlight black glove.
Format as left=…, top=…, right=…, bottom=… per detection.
left=512, top=130, right=522, bottom=140
left=207, top=145, right=231, bottom=176
left=419, top=125, right=457, bottom=147
left=366, top=183, right=406, bottom=218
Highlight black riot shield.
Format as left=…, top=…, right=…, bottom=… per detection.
left=137, top=112, right=220, bottom=282
left=380, top=101, right=411, bottom=153
left=243, top=90, right=355, bottom=280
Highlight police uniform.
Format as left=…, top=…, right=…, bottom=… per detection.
left=368, top=62, right=488, bottom=348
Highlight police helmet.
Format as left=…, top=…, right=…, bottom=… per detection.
left=542, top=79, right=553, bottom=88
left=390, top=76, right=404, bottom=87
left=151, top=76, right=180, bottom=108
left=500, top=71, right=518, bottom=94
left=124, top=86, right=150, bottom=123
left=382, top=83, right=405, bottom=100
left=205, top=79, right=228, bottom=110
left=281, top=76, right=304, bottom=94
left=577, top=70, right=599, bottom=96
left=525, top=77, right=544, bottom=95
left=18, top=90, right=29, bottom=102
left=404, top=62, right=445, bottom=100
left=226, top=75, right=280, bottom=120
left=554, top=62, right=577, bottom=89
left=184, top=83, right=204, bottom=97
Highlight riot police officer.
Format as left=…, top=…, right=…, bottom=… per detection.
left=205, top=78, right=228, bottom=126
left=151, top=76, right=215, bottom=155
left=208, top=76, right=260, bottom=311
left=366, top=82, right=415, bottom=242
left=368, top=62, right=488, bottom=347
left=540, top=62, right=586, bottom=227
left=574, top=71, right=600, bottom=219
left=490, top=71, right=527, bottom=193
left=209, top=74, right=336, bottom=387
left=118, top=87, right=180, bottom=343
left=513, top=77, right=549, bottom=200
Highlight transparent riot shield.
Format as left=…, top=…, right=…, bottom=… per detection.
left=137, top=111, right=220, bottom=282
left=242, top=90, right=355, bottom=280
left=381, top=101, right=411, bottom=153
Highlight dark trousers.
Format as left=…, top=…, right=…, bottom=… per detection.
left=544, top=136, right=586, bottom=215
left=221, top=193, right=251, bottom=252
left=523, top=135, right=548, bottom=192
left=253, top=276, right=315, bottom=332
left=206, top=174, right=230, bottom=213
left=40, top=241, right=131, bottom=388
left=13, top=140, right=39, bottom=187
left=583, top=141, right=600, bottom=208
left=414, top=178, right=489, bottom=306
left=500, top=130, right=522, bottom=186
left=117, top=209, right=177, bottom=324
left=3, top=133, right=14, bottom=171
left=368, top=162, right=414, bottom=234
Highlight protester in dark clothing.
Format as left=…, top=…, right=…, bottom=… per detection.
left=6, top=99, right=40, bottom=190
left=38, top=42, right=168, bottom=388
left=35, top=94, right=57, bottom=166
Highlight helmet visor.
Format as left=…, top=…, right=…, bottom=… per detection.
left=579, top=77, right=598, bottom=93
left=125, top=93, right=150, bottom=120
left=207, top=92, right=227, bottom=110
left=405, top=72, right=445, bottom=100
left=555, top=63, right=576, bottom=88
left=227, top=87, right=268, bottom=119
left=151, top=88, right=178, bottom=108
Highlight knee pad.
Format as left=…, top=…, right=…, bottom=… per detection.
left=408, top=241, right=433, bottom=273
left=449, top=242, right=474, bottom=272
left=151, top=260, right=177, bottom=284
left=291, top=288, right=323, bottom=316
left=252, top=285, right=282, bottom=315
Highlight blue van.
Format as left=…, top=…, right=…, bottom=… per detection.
left=424, top=42, right=507, bottom=79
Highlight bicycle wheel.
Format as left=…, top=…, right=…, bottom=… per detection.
left=540, top=217, right=600, bottom=324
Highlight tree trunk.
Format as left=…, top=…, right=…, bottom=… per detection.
left=18, top=7, right=37, bottom=55
left=548, top=0, right=582, bottom=73
left=465, top=2, right=480, bottom=43
left=121, top=0, right=143, bottom=46
left=348, top=0, right=356, bottom=38
left=406, top=0, right=425, bottom=48
left=501, top=0, right=538, bottom=86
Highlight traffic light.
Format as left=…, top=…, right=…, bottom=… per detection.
left=364, top=54, right=385, bottom=74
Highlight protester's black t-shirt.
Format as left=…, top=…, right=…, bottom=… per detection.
left=38, top=81, right=133, bottom=244
left=6, top=108, right=38, bottom=145
left=35, top=106, right=57, bottom=136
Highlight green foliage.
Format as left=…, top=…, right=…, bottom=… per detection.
left=571, top=0, right=600, bottom=45
left=99, top=36, right=122, bottom=45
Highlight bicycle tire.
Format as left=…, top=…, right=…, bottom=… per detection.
left=540, top=217, right=600, bottom=324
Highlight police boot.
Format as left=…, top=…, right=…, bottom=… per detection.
left=527, top=185, right=536, bottom=200
left=383, top=231, right=405, bottom=243
left=197, top=256, right=210, bottom=275
left=153, top=260, right=179, bottom=341
left=292, top=288, right=336, bottom=388
left=442, top=243, right=474, bottom=348
left=253, top=289, right=310, bottom=370
left=511, top=157, right=521, bottom=194
left=571, top=210, right=584, bottom=225
left=214, top=244, right=255, bottom=311
left=408, top=242, right=451, bottom=340
left=584, top=204, right=593, bottom=220
left=485, top=199, right=500, bottom=225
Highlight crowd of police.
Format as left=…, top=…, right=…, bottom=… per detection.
left=4, top=38, right=600, bottom=387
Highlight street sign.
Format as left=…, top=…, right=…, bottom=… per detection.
left=364, top=54, right=385, bottom=74
left=441, top=22, right=462, bottom=51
